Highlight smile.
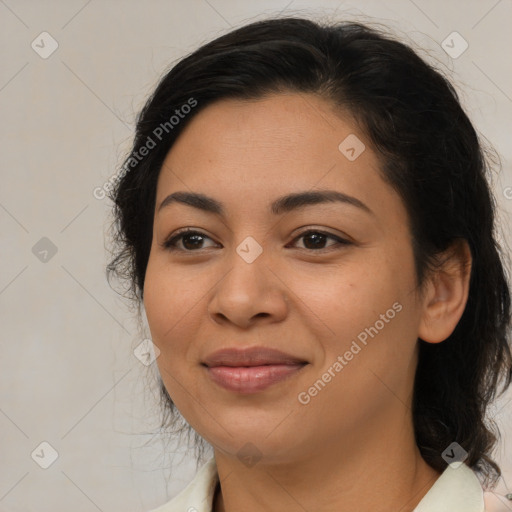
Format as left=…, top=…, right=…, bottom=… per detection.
left=204, top=363, right=308, bottom=393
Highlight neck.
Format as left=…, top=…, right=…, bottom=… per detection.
left=212, top=409, right=441, bottom=512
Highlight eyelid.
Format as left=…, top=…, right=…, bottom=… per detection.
left=161, top=228, right=219, bottom=250
left=290, top=225, right=354, bottom=245
left=161, top=227, right=352, bottom=252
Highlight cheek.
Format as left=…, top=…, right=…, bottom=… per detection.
left=313, top=263, right=400, bottom=338
left=312, top=251, right=418, bottom=370
left=143, top=259, right=209, bottom=388
left=144, top=255, right=196, bottom=329
left=143, top=273, right=196, bottom=409
left=143, top=261, right=190, bottom=359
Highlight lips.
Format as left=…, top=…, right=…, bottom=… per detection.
left=202, top=346, right=308, bottom=394
left=202, top=346, right=308, bottom=367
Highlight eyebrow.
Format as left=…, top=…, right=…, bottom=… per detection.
left=157, top=189, right=374, bottom=217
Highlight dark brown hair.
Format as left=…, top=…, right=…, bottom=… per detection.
left=106, top=17, right=512, bottom=487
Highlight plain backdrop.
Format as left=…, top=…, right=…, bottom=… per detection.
left=1, top=0, right=511, bottom=511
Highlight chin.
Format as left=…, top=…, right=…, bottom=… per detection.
left=196, top=420, right=307, bottom=465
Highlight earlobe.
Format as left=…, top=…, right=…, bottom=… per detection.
left=418, top=239, right=472, bottom=344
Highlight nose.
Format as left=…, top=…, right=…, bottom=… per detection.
left=207, top=248, right=289, bottom=329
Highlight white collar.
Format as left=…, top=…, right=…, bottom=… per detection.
left=150, top=458, right=484, bottom=512
left=413, top=462, right=484, bottom=511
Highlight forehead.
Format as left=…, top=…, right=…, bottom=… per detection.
left=155, top=93, right=405, bottom=226
left=163, top=92, right=365, bottom=168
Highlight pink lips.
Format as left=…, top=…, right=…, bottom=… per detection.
left=202, top=346, right=308, bottom=394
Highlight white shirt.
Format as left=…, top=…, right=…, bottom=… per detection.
left=149, top=457, right=485, bottom=512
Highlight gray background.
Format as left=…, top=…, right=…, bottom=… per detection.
left=1, top=0, right=511, bottom=511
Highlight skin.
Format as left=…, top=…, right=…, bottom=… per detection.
left=143, top=92, right=472, bottom=512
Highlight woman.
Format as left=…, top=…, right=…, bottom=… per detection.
left=106, top=17, right=512, bottom=512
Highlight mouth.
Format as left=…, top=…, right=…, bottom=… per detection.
left=201, top=346, right=309, bottom=393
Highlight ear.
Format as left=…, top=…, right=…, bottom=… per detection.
left=418, top=238, right=472, bottom=344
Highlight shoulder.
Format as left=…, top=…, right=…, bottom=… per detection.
left=148, top=457, right=219, bottom=512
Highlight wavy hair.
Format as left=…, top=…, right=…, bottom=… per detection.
left=106, top=17, right=512, bottom=486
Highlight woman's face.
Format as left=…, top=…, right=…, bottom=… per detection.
left=143, top=92, right=427, bottom=463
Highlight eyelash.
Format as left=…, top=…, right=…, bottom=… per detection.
left=161, top=228, right=352, bottom=253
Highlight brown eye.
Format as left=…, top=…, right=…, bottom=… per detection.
left=162, top=228, right=351, bottom=253
left=289, top=230, right=352, bottom=251
left=163, top=230, right=218, bottom=251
